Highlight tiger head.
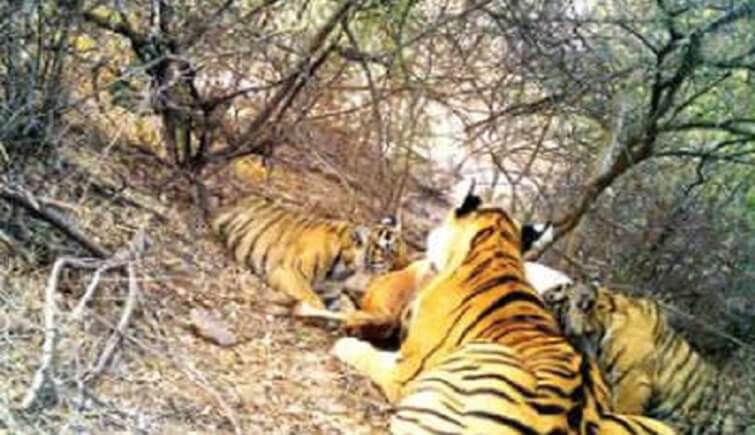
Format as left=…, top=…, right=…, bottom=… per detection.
left=396, top=182, right=557, bottom=371
left=426, top=181, right=553, bottom=273
left=356, top=215, right=410, bottom=274
left=543, top=281, right=621, bottom=355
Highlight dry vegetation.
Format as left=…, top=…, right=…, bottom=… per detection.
left=1, top=0, right=754, bottom=433
left=1, top=139, right=413, bottom=434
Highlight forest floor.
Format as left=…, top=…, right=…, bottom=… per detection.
left=0, top=137, right=448, bottom=434
left=2, top=137, right=753, bottom=434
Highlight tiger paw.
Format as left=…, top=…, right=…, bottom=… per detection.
left=292, top=302, right=343, bottom=322
left=291, top=302, right=319, bottom=317
left=332, top=337, right=372, bottom=366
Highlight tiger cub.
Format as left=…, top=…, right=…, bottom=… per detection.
left=543, top=281, right=748, bottom=435
left=212, top=194, right=409, bottom=312
left=332, top=186, right=675, bottom=434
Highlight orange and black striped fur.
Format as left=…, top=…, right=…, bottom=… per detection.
left=212, top=194, right=409, bottom=311
left=543, top=282, right=748, bottom=435
left=333, top=190, right=675, bottom=434
left=296, top=251, right=557, bottom=345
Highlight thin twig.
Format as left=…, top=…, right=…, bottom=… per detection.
left=72, top=262, right=124, bottom=320
left=86, top=262, right=140, bottom=382
left=89, top=311, right=244, bottom=435
left=178, top=362, right=243, bottom=435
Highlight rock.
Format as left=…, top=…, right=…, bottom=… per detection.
left=189, top=308, right=237, bottom=347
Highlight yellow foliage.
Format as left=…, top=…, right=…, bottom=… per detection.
left=71, top=35, right=97, bottom=52
left=132, top=116, right=163, bottom=152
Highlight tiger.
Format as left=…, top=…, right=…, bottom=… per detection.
left=211, top=194, right=409, bottom=312
left=332, top=185, right=676, bottom=434
left=541, top=280, right=749, bottom=435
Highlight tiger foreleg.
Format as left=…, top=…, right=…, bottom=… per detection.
left=332, top=337, right=402, bottom=402
left=292, top=303, right=346, bottom=321
left=612, top=371, right=653, bottom=415
left=267, top=266, right=326, bottom=310
left=342, top=311, right=396, bottom=340
left=294, top=306, right=396, bottom=341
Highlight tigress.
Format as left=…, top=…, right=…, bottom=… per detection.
left=211, top=194, right=409, bottom=312
left=332, top=187, right=676, bottom=434
left=542, top=281, right=749, bottom=435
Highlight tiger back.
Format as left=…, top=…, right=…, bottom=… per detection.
left=543, top=282, right=748, bottom=435
left=333, top=189, right=675, bottom=434
left=212, top=194, right=409, bottom=310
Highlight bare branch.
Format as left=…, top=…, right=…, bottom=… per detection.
left=86, top=261, right=139, bottom=382
left=22, top=257, right=102, bottom=411
left=82, top=8, right=146, bottom=48
left=0, top=184, right=111, bottom=258
left=209, top=0, right=362, bottom=161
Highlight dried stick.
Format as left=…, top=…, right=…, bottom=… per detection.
left=86, top=262, right=140, bottom=381
left=178, top=362, right=243, bottom=435
left=21, top=257, right=101, bottom=410
left=72, top=263, right=119, bottom=320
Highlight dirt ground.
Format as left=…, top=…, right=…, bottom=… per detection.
left=2, top=256, right=392, bottom=434
left=0, top=143, right=421, bottom=434
left=3, top=141, right=752, bottom=434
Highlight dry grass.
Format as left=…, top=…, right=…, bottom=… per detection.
left=2, top=135, right=752, bottom=434
left=0, top=141, right=396, bottom=434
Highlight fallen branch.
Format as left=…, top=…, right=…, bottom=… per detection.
left=73, top=231, right=145, bottom=320
left=0, top=185, right=111, bottom=259
left=72, top=263, right=118, bottom=320
left=21, top=229, right=149, bottom=412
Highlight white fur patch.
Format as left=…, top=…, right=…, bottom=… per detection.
left=524, top=261, right=573, bottom=295
left=332, top=337, right=369, bottom=362
left=529, top=223, right=555, bottom=251
left=426, top=225, right=451, bottom=272
left=292, top=303, right=344, bottom=321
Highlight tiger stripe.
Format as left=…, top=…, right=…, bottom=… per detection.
left=333, top=198, right=675, bottom=434
left=545, top=282, right=747, bottom=434
left=212, top=194, right=408, bottom=310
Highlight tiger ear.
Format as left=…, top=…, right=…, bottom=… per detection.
left=353, top=226, right=370, bottom=246
left=380, top=214, right=401, bottom=231
left=455, top=179, right=481, bottom=217
left=521, top=221, right=553, bottom=252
